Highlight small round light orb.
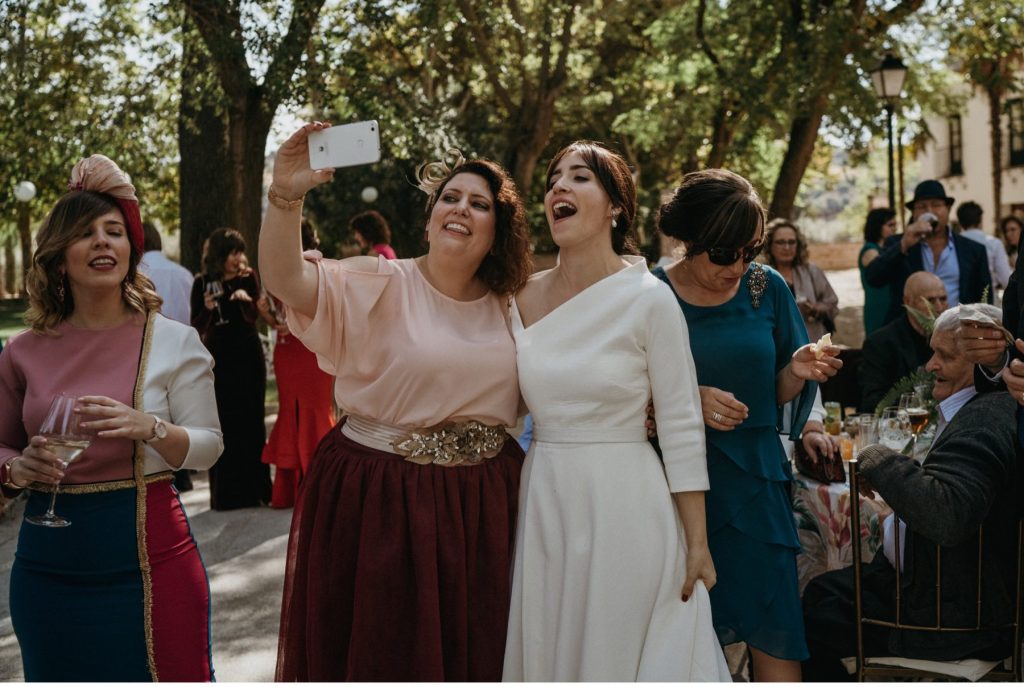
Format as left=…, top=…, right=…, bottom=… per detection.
left=14, top=181, right=36, bottom=203
left=360, top=186, right=378, bottom=203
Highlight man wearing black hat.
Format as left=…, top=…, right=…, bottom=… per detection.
left=865, top=180, right=992, bottom=325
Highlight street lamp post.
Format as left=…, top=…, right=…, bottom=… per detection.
left=13, top=180, right=36, bottom=297
left=870, top=53, right=909, bottom=211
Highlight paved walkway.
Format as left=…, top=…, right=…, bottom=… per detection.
left=0, top=472, right=291, bottom=681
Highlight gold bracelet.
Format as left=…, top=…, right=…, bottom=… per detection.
left=267, top=185, right=305, bottom=211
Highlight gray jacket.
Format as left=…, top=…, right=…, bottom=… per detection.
left=859, top=391, right=1019, bottom=661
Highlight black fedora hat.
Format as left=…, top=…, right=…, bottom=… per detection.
left=905, top=180, right=954, bottom=210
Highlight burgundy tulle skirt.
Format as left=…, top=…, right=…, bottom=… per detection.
left=275, top=422, right=524, bottom=681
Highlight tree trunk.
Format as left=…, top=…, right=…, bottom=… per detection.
left=706, top=100, right=742, bottom=169
left=508, top=92, right=558, bottom=197
left=17, top=202, right=32, bottom=296
left=226, top=98, right=273, bottom=267
left=3, top=236, right=15, bottom=297
left=178, top=20, right=231, bottom=274
left=769, top=90, right=829, bottom=220
left=988, top=81, right=1003, bottom=229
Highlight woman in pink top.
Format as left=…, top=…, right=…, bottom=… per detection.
left=0, top=155, right=222, bottom=680
left=262, top=122, right=532, bottom=681
left=349, top=208, right=397, bottom=259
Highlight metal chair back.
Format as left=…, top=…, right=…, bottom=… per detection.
left=848, top=461, right=1023, bottom=681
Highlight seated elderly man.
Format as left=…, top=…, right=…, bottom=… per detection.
left=802, top=304, right=1019, bottom=681
left=859, top=271, right=948, bottom=412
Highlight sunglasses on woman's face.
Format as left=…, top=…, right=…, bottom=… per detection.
left=694, top=239, right=765, bottom=266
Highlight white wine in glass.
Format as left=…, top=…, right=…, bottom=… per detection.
left=26, top=393, right=94, bottom=528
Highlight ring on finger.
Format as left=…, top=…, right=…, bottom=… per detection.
left=712, top=411, right=722, bottom=423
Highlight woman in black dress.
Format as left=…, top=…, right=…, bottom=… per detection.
left=191, top=227, right=272, bottom=510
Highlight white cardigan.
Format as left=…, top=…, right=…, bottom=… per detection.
left=142, top=314, right=223, bottom=474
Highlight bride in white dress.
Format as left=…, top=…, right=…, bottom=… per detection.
left=503, top=142, right=731, bottom=682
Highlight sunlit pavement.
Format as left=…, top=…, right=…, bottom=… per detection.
left=0, top=471, right=292, bottom=681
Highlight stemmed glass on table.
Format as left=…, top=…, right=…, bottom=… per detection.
left=205, top=279, right=228, bottom=325
left=25, top=393, right=96, bottom=528
left=878, top=406, right=913, bottom=453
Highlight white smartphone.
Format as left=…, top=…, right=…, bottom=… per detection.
left=308, top=120, right=381, bottom=169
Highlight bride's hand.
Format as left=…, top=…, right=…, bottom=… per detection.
left=271, top=121, right=336, bottom=200
left=681, top=543, right=716, bottom=601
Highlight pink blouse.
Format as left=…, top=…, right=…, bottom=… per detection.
left=284, top=255, right=519, bottom=428
left=0, top=319, right=142, bottom=483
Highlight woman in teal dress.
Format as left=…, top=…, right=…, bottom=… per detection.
left=859, top=208, right=897, bottom=338
left=652, top=169, right=842, bottom=681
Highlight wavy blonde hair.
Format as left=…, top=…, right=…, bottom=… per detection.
left=25, top=191, right=162, bottom=334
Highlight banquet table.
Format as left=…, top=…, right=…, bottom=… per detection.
left=792, top=471, right=892, bottom=593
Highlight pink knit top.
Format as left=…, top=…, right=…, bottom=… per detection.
left=284, top=255, right=519, bottom=428
left=0, top=318, right=143, bottom=483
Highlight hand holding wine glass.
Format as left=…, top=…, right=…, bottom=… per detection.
left=205, top=279, right=228, bottom=324
left=25, top=393, right=96, bottom=528
left=899, top=391, right=929, bottom=454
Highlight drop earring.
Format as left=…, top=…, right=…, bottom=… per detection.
left=611, top=217, right=618, bottom=229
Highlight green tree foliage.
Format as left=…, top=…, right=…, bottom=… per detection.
left=945, top=0, right=1024, bottom=227
left=0, top=0, right=177, bottom=291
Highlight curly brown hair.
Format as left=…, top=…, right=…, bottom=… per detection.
left=25, top=191, right=161, bottom=334
left=424, top=159, right=533, bottom=295
left=764, top=218, right=809, bottom=268
left=545, top=141, right=639, bottom=255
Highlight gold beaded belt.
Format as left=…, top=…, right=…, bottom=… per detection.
left=342, top=415, right=508, bottom=467
left=30, top=471, right=174, bottom=494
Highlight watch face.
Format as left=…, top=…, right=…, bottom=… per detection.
left=154, top=418, right=168, bottom=439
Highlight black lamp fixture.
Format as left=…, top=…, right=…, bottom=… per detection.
left=870, top=52, right=909, bottom=211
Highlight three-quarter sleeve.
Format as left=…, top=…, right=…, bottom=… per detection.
left=645, top=285, right=709, bottom=493
left=284, top=254, right=391, bottom=375
left=167, top=324, right=222, bottom=470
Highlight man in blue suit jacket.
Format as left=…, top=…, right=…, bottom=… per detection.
left=865, top=180, right=992, bottom=325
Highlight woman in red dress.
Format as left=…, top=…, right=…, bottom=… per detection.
left=260, top=218, right=336, bottom=508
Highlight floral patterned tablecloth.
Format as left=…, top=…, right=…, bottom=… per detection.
left=792, top=472, right=892, bottom=593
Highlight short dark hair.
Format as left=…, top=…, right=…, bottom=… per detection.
left=764, top=218, right=809, bottom=268
left=202, top=227, right=246, bottom=278
left=300, top=217, right=320, bottom=252
left=142, top=221, right=162, bottom=252
left=546, top=141, right=638, bottom=255
left=864, top=207, right=896, bottom=244
left=658, top=169, right=765, bottom=254
left=956, top=201, right=983, bottom=230
left=349, top=210, right=391, bottom=246
left=424, top=159, right=532, bottom=295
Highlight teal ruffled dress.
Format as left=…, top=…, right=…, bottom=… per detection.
left=653, top=263, right=815, bottom=661
left=859, top=241, right=890, bottom=338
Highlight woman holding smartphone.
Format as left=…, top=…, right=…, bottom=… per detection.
left=263, top=122, right=532, bottom=681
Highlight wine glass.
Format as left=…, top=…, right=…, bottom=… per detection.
left=899, top=391, right=929, bottom=454
left=853, top=414, right=878, bottom=459
left=205, top=279, right=228, bottom=324
left=879, top=406, right=912, bottom=453
left=26, top=394, right=95, bottom=528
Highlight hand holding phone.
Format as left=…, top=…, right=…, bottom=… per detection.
left=308, top=121, right=381, bottom=169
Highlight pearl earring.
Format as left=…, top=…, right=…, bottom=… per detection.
left=612, top=217, right=618, bottom=229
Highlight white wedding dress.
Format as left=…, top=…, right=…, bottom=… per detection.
left=503, top=257, right=731, bottom=682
